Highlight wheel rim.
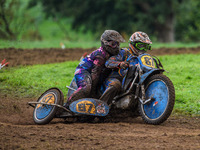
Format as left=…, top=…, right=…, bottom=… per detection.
left=143, top=79, right=169, bottom=120
left=35, top=92, right=57, bottom=120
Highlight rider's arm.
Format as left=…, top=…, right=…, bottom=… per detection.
left=91, top=55, right=105, bottom=87
left=105, top=49, right=128, bottom=69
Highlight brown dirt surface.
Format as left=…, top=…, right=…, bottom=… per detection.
left=0, top=96, right=199, bottom=150
left=0, top=47, right=200, bottom=67
left=0, top=47, right=200, bottom=149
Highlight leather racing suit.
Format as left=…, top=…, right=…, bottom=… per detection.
left=67, top=47, right=110, bottom=104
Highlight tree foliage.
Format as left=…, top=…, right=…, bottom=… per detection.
left=175, top=0, right=200, bottom=42
left=0, top=0, right=43, bottom=40
left=1, top=0, right=200, bottom=42
left=30, top=0, right=185, bottom=42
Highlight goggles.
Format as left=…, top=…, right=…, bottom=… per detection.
left=131, top=42, right=152, bottom=51
left=104, top=40, right=120, bottom=48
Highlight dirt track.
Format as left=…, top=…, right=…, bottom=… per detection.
left=1, top=47, right=200, bottom=67
left=0, top=47, right=200, bottom=149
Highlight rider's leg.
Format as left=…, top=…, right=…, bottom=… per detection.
left=100, top=78, right=121, bottom=104
left=64, top=72, right=92, bottom=107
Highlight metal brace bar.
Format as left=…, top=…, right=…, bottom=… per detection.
left=27, top=102, right=72, bottom=113
left=139, top=96, right=155, bottom=105
left=66, top=86, right=76, bottom=91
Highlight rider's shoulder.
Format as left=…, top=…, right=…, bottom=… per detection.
left=120, top=48, right=131, bottom=55
left=121, top=47, right=129, bottom=51
left=91, top=47, right=105, bottom=56
left=120, top=47, right=130, bottom=53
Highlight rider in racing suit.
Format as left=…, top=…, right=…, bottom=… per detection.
left=100, top=31, right=152, bottom=104
left=65, top=30, right=125, bottom=107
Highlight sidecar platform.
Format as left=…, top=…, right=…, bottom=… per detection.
left=28, top=98, right=109, bottom=117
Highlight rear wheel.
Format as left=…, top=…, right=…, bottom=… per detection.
left=33, top=88, right=63, bottom=125
left=139, top=74, right=175, bottom=125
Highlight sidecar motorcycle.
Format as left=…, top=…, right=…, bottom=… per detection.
left=28, top=53, right=175, bottom=125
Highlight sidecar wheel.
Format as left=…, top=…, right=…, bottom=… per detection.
left=33, top=88, right=63, bottom=125
left=139, top=74, right=175, bottom=125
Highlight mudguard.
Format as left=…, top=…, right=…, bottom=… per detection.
left=69, top=98, right=109, bottom=116
left=139, top=69, right=164, bottom=84
left=38, top=87, right=64, bottom=105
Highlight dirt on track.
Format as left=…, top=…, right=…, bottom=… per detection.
left=0, top=47, right=200, bottom=149
left=0, top=47, right=200, bottom=67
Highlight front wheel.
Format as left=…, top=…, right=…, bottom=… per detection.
left=33, top=88, right=63, bottom=125
left=139, top=74, right=175, bottom=125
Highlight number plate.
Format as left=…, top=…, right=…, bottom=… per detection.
left=37, top=93, right=55, bottom=108
left=76, top=101, right=96, bottom=114
left=69, top=98, right=109, bottom=116
left=141, top=55, right=155, bottom=68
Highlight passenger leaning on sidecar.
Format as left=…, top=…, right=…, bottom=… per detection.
left=100, top=31, right=152, bottom=103
left=65, top=30, right=125, bottom=107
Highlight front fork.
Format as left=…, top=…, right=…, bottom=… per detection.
left=138, top=84, right=154, bottom=105
left=112, top=65, right=154, bottom=106
left=134, top=65, right=154, bottom=105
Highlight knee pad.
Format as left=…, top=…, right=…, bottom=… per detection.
left=83, top=83, right=92, bottom=96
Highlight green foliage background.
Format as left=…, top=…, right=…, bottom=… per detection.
left=1, top=0, right=200, bottom=42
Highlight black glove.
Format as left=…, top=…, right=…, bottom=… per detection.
left=119, top=62, right=129, bottom=69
